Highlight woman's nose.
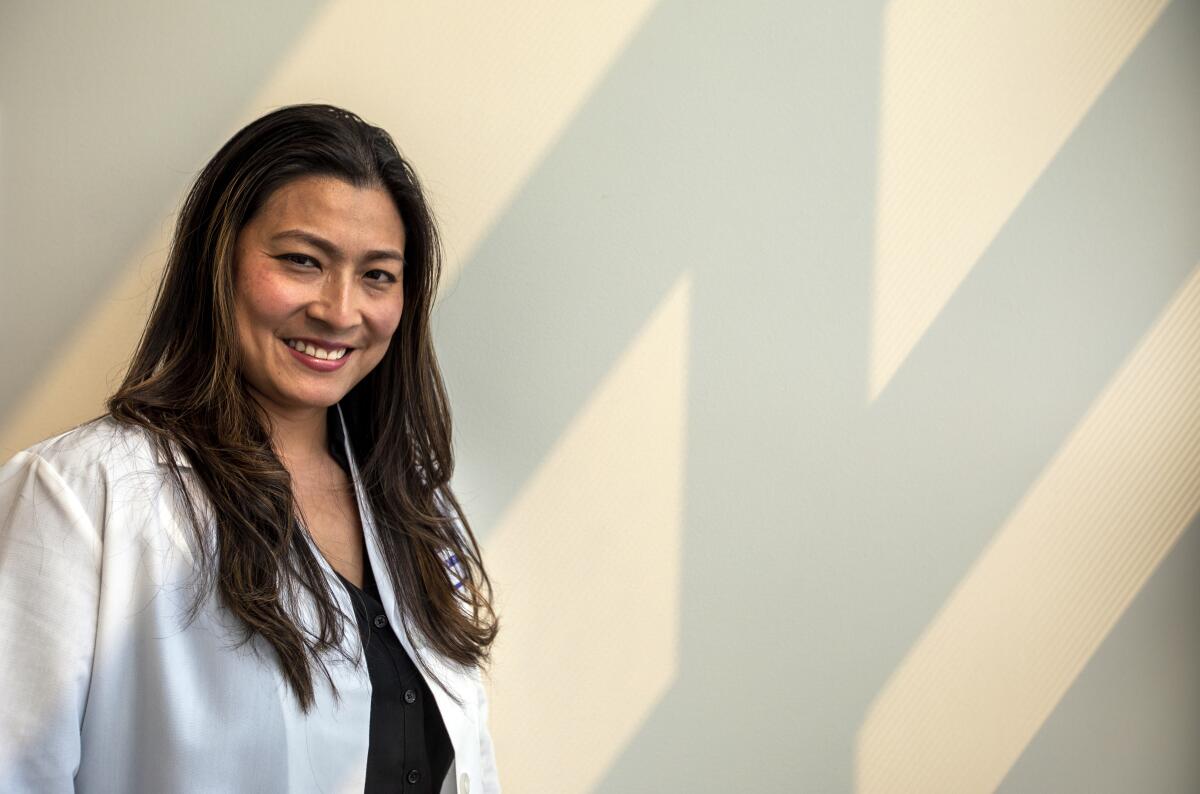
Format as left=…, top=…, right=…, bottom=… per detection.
left=307, top=274, right=359, bottom=329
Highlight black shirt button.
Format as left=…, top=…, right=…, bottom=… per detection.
left=372, top=614, right=387, bottom=629
left=407, top=769, right=421, bottom=784
left=404, top=688, right=418, bottom=704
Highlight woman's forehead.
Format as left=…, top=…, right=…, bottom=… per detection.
left=249, top=175, right=406, bottom=250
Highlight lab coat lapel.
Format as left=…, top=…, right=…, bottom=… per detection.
left=333, top=406, right=478, bottom=781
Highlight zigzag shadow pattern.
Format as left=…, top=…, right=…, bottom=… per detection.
left=433, top=0, right=1199, bottom=790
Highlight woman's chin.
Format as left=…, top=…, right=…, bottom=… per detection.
left=244, top=382, right=349, bottom=416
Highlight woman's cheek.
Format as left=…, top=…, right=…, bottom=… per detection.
left=365, top=298, right=404, bottom=340
left=246, top=275, right=312, bottom=329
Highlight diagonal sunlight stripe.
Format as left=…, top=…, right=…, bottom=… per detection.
left=856, top=261, right=1200, bottom=794
left=0, top=0, right=659, bottom=455
left=869, top=0, right=1168, bottom=401
left=483, top=274, right=689, bottom=793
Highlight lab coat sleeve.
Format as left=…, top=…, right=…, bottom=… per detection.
left=0, top=452, right=102, bottom=793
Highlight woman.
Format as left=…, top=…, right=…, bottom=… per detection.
left=0, top=104, right=499, bottom=793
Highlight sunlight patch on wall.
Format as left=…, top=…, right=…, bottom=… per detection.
left=857, top=261, right=1200, bottom=793
left=0, top=0, right=659, bottom=454
left=484, top=273, right=690, bottom=793
left=870, top=0, right=1167, bottom=401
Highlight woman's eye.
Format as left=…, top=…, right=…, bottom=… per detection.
left=280, top=253, right=319, bottom=268
left=365, top=269, right=398, bottom=284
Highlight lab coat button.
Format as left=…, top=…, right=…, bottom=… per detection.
left=373, top=614, right=387, bottom=629
left=459, top=771, right=471, bottom=793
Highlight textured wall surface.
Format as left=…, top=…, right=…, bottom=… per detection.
left=2, top=1, right=1197, bottom=791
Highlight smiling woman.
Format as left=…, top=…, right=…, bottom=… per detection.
left=0, top=105, right=499, bottom=794
left=234, top=176, right=408, bottom=425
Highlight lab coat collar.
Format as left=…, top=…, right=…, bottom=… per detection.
left=332, top=405, right=480, bottom=779
left=150, top=404, right=484, bottom=786
left=148, top=402, right=460, bottom=673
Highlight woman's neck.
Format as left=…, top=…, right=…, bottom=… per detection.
left=248, top=389, right=331, bottom=471
left=270, top=411, right=328, bottom=467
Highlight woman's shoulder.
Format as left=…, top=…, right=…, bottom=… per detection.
left=5, top=415, right=163, bottom=481
left=1, top=416, right=197, bottom=547
left=0, top=416, right=178, bottom=548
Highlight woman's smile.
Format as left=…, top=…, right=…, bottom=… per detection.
left=282, top=337, right=354, bottom=371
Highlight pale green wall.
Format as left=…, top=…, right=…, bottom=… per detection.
left=2, top=1, right=1197, bottom=791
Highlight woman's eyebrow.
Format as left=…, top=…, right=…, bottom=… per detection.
left=270, top=228, right=405, bottom=265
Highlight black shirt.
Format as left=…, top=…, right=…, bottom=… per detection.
left=327, top=411, right=454, bottom=793
left=336, top=562, right=453, bottom=793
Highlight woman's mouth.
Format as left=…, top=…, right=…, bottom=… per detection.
left=283, top=338, right=353, bottom=372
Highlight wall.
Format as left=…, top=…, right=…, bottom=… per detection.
left=2, top=1, right=1197, bottom=791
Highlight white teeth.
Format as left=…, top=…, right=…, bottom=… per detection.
left=285, top=339, right=349, bottom=361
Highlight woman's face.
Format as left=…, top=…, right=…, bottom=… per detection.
left=232, top=174, right=406, bottom=421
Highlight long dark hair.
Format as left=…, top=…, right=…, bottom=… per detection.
left=108, top=104, right=496, bottom=710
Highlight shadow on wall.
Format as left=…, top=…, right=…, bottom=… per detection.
left=432, top=0, right=1200, bottom=790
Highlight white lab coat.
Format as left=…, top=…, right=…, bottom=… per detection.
left=0, top=410, right=499, bottom=793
